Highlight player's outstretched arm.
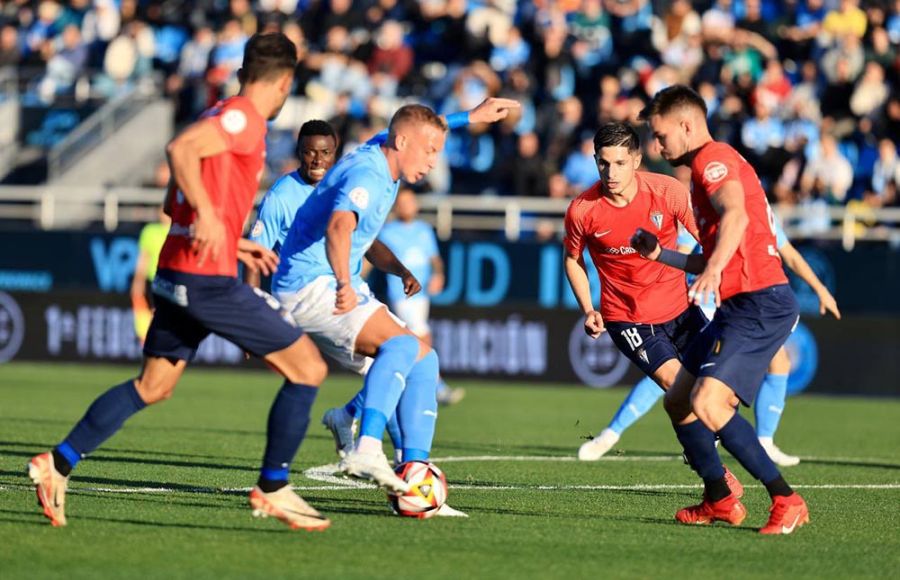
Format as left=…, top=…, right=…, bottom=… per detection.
left=631, top=228, right=706, bottom=274
left=467, top=97, right=521, bottom=125
left=166, top=120, right=230, bottom=265
left=326, top=210, right=359, bottom=314
left=564, top=253, right=605, bottom=338
left=367, top=98, right=521, bottom=146
left=778, top=241, right=842, bottom=319
left=365, top=240, right=421, bottom=297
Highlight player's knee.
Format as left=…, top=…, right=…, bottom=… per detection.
left=288, top=351, right=328, bottom=386
left=690, top=384, right=727, bottom=424
left=663, top=389, right=691, bottom=422
left=134, top=375, right=177, bottom=405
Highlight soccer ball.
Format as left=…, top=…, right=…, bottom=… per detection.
left=387, top=461, right=448, bottom=519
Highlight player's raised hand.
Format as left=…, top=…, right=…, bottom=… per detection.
left=237, top=238, right=279, bottom=276
left=192, top=208, right=226, bottom=267
left=584, top=310, right=605, bottom=339
left=468, top=98, right=521, bottom=124
left=630, top=228, right=661, bottom=260
left=334, top=280, right=358, bottom=315
left=817, top=288, right=841, bottom=320
left=401, top=271, right=422, bottom=297
left=688, top=268, right=722, bottom=307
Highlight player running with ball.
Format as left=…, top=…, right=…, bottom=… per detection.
left=271, top=101, right=518, bottom=501
left=634, top=84, right=808, bottom=534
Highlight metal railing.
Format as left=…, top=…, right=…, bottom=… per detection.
left=1, top=185, right=899, bottom=249
left=46, top=78, right=160, bottom=181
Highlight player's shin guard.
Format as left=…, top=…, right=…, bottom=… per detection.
left=55, top=380, right=147, bottom=474
left=755, top=373, right=788, bottom=439
left=397, top=350, right=440, bottom=462
left=717, top=412, right=791, bottom=496
left=259, top=381, right=318, bottom=491
left=609, top=376, right=664, bottom=435
left=673, top=420, right=728, bottom=499
left=359, top=335, right=420, bottom=442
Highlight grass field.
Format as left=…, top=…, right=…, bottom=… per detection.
left=1, top=362, right=898, bottom=579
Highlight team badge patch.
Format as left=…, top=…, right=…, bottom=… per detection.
left=703, top=161, right=728, bottom=183
left=221, top=109, right=247, bottom=134
left=650, top=211, right=663, bottom=230
left=349, top=187, right=369, bottom=210
left=250, top=220, right=263, bottom=238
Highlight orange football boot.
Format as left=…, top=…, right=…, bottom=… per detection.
left=759, top=493, right=809, bottom=535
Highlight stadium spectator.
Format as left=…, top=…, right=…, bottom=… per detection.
left=0, top=24, right=21, bottom=67
left=801, top=133, right=855, bottom=204
left=0, top=0, right=895, bottom=205
left=867, top=138, right=900, bottom=207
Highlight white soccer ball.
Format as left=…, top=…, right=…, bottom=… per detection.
left=387, top=461, right=448, bottom=519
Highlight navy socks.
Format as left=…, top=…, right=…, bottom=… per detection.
left=55, top=380, right=147, bottom=474
left=258, top=381, right=318, bottom=492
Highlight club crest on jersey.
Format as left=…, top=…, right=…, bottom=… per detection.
left=703, top=161, right=728, bottom=183
left=250, top=220, right=263, bottom=238
left=349, top=187, right=369, bottom=210
left=650, top=211, right=663, bottom=230
left=221, top=109, right=247, bottom=134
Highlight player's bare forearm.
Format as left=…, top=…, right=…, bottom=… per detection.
left=244, top=266, right=261, bottom=288
left=365, top=239, right=410, bottom=278
left=167, top=142, right=214, bottom=215
left=564, top=254, right=595, bottom=314
left=705, top=181, right=749, bottom=274
left=130, top=252, right=149, bottom=300
left=166, top=120, right=228, bottom=215
left=326, top=211, right=356, bottom=284
left=778, top=243, right=822, bottom=292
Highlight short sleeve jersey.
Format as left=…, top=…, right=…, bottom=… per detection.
left=272, top=139, right=399, bottom=293
left=248, top=170, right=314, bottom=252
left=690, top=142, right=787, bottom=301
left=378, top=219, right=440, bottom=303
left=564, top=171, right=699, bottom=324
left=158, top=96, right=267, bottom=277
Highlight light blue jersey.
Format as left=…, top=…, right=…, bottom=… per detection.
left=378, top=220, right=439, bottom=303
left=249, top=171, right=313, bottom=251
left=273, top=140, right=399, bottom=293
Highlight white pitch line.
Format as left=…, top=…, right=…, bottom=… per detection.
left=1, top=482, right=899, bottom=495
left=431, top=455, right=677, bottom=462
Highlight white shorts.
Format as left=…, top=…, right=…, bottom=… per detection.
left=276, top=276, right=388, bottom=375
left=391, top=295, right=431, bottom=337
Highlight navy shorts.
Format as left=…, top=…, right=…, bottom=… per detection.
left=607, top=305, right=709, bottom=377
left=683, top=284, right=799, bottom=406
left=144, top=269, right=303, bottom=362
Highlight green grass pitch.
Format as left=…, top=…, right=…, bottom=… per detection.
left=1, top=362, right=898, bottom=579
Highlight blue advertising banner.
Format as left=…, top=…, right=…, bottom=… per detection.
left=1, top=230, right=896, bottom=316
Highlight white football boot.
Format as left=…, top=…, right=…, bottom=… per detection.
left=434, top=503, right=469, bottom=517
left=339, top=450, right=410, bottom=494
left=249, top=485, right=331, bottom=531
left=577, top=428, right=620, bottom=461
left=759, top=437, right=801, bottom=466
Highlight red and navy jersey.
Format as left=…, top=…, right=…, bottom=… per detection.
left=564, top=171, right=699, bottom=324
left=690, top=142, right=787, bottom=301
left=158, top=96, right=267, bottom=277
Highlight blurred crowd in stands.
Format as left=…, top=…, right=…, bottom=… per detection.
left=0, top=0, right=898, bottom=215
